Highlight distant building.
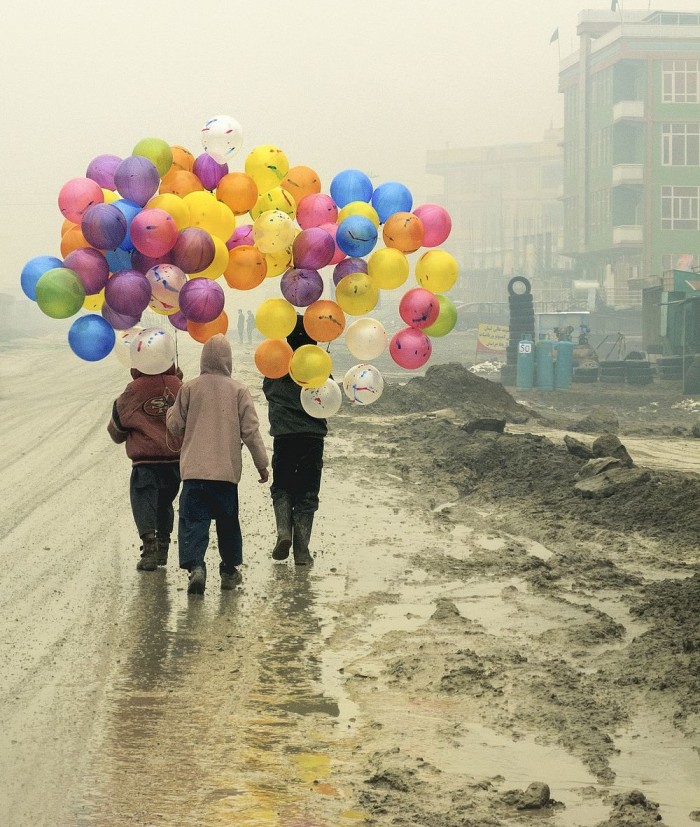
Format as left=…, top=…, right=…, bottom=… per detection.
left=559, top=9, right=700, bottom=307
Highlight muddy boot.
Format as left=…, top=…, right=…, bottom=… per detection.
left=136, top=533, right=159, bottom=571
left=292, top=512, right=314, bottom=566
left=187, top=564, right=206, bottom=595
left=155, top=534, right=170, bottom=567
left=272, top=495, right=293, bottom=560
left=220, top=568, right=243, bottom=590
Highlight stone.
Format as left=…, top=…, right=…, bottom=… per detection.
left=517, top=782, right=551, bottom=810
left=461, top=417, right=506, bottom=434
left=574, top=457, right=623, bottom=480
left=571, top=405, right=619, bottom=435
left=574, top=467, right=651, bottom=499
left=592, top=433, right=634, bottom=467
left=564, top=434, right=596, bottom=460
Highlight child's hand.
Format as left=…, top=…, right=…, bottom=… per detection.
left=258, top=467, right=270, bottom=484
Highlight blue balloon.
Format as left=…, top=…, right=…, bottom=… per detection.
left=21, top=256, right=63, bottom=300
left=330, top=169, right=373, bottom=208
left=104, top=247, right=133, bottom=273
left=335, top=215, right=378, bottom=258
left=68, top=314, right=116, bottom=361
left=112, top=198, right=142, bottom=252
left=371, top=182, right=413, bottom=224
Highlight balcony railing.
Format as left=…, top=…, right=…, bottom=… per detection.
left=612, top=224, right=643, bottom=245
left=612, top=100, right=644, bottom=121
left=612, top=163, right=644, bottom=186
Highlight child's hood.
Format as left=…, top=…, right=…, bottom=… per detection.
left=200, top=334, right=232, bottom=376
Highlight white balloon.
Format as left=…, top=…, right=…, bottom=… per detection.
left=300, top=379, right=342, bottom=419
left=130, top=328, right=176, bottom=375
left=114, top=325, right=143, bottom=368
left=342, top=363, right=384, bottom=406
left=344, top=318, right=388, bottom=361
left=201, top=115, right=244, bottom=164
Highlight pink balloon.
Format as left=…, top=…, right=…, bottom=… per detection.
left=129, top=208, right=179, bottom=258
left=413, top=204, right=452, bottom=247
left=389, top=327, right=432, bottom=370
left=178, top=278, right=225, bottom=323
left=398, top=288, right=440, bottom=329
left=63, top=248, right=110, bottom=295
left=296, top=193, right=338, bottom=229
left=171, top=227, right=215, bottom=274
left=226, top=224, right=254, bottom=250
left=292, top=227, right=336, bottom=270
left=58, top=177, right=105, bottom=223
left=319, top=223, right=345, bottom=265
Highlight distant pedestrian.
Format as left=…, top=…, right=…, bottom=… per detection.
left=247, top=310, right=255, bottom=344
left=237, top=308, right=245, bottom=344
left=166, top=334, right=269, bottom=594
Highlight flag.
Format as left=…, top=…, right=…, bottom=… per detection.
left=549, top=27, right=559, bottom=44
left=611, top=0, right=618, bottom=11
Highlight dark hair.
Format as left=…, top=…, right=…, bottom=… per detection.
left=286, top=315, right=316, bottom=350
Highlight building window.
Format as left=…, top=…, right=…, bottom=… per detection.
left=661, top=186, right=700, bottom=230
left=662, top=60, right=700, bottom=103
left=662, top=123, right=700, bottom=166
left=661, top=253, right=698, bottom=271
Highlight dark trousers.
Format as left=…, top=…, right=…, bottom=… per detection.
left=271, top=436, right=324, bottom=514
left=178, top=479, right=242, bottom=573
left=130, top=464, right=181, bottom=538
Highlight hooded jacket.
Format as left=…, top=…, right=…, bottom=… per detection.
left=166, top=334, right=268, bottom=483
left=107, top=365, right=182, bottom=465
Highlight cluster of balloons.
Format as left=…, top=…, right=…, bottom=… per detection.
left=20, top=115, right=459, bottom=404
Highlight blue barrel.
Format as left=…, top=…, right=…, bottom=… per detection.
left=535, top=341, right=555, bottom=389
left=516, top=339, right=535, bottom=389
left=554, top=340, right=574, bottom=389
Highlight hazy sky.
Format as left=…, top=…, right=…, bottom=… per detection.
left=3, top=0, right=700, bottom=295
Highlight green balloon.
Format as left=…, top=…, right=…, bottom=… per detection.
left=132, top=137, right=173, bottom=178
left=424, top=294, right=457, bottom=337
left=35, top=267, right=85, bottom=319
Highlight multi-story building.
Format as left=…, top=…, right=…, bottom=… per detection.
left=560, top=9, right=700, bottom=307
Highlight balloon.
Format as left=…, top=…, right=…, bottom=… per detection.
left=168, top=310, right=188, bottom=331
left=303, top=300, right=345, bottom=343
left=288, top=344, right=332, bottom=388
left=170, top=227, right=215, bottom=274
left=217, top=172, right=258, bottom=216
left=114, top=156, right=160, bottom=206
left=399, top=287, right=440, bottom=329
left=83, top=289, right=105, bottom=311
left=318, top=223, right=345, bottom=265
left=193, top=152, right=228, bottom=191
left=336, top=215, right=378, bottom=257
left=226, top=223, right=254, bottom=250
left=146, top=263, right=187, bottom=314
left=245, top=144, right=289, bottom=194
left=255, top=298, right=297, bottom=339
left=131, top=328, right=176, bottom=374
left=80, top=203, right=128, bottom=250
left=264, top=247, right=293, bottom=277
left=102, top=302, right=141, bottom=330
left=187, top=310, right=228, bottom=343
left=335, top=272, right=379, bottom=316
left=201, top=115, right=243, bottom=164
left=415, top=250, right=458, bottom=293
left=35, top=268, right=85, bottom=318
left=389, top=327, right=432, bottom=369
left=58, top=178, right=104, bottom=224
left=413, top=204, right=452, bottom=247
left=169, top=145, right=195, bottom=173
left=130, top=249, right=172, bottom=275
left=296, top=193, right=338, bottom=229
left=224, top=245, right=267, bottom=289
left=178, top=278, right=225, bottom=323
left=86, top=154, right=122, bottom=190
left=343, top=363, right=384, bottom=405
left=68, top=314, right=116, bottom=361
left=60, top=225, right=91, bottom=257
left=104, top=270, right=152, bottom=316
left=112, top=198, right=142, bottom=252
left=253, top=209, right=295, bottom=254
left=344, top=318, right=388, bottom=360
left=159, top=169, right=204, bottom=197
left=250, top=186, right=296, bottom=222
left=333, top=257, right=368, bottom=286
left=368, top=247, right=409, bottom=290
left=423, top=294, right=458, bottom=337
left=280, top=268, right=324, bottom=307
left=300, top=379, right=343, bottom=418
left=184, top=190, right=221, bottom=236
left=129, top=208, right=178, bottom=258
left=20, top=256, right=63, bottom=300
left=113, top=325, right=143, bottom=366
left=281, top=165, right=321, bottom=205
left=132, top=138, right=173, bottom=178
left=292, top=228, right=335, bottom=270
left=330, top=169, right=373, bottom=208
left=383, top=212, right=424, bottom=253
left=63, top=248, right=110, bottom=295
left=146, top=193, right=190, bottom=230
left=337, top=200, right=380, bottom=227
left=371, top=182, right=413, bottom=223
left=254, top=338, right=293, bottom=379
left=193, top=235, right=229, bottom=280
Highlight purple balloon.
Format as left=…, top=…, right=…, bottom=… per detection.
left=114, top=156, right=160, bottom=207
left=333, top=257, right=368, bottom=286
left=178, top=278, right=225, bottom=323
left=131, top=249, right=173, bottom=274
left=280, top=268, right=324, bottom=307
left=292, top=228, right=336, bottom=270
left=193, top=153, right=228, bottom=191
left=104, top=269, right=152, bottom=316
left=168, top=310, right=188, bottom=331
left=86, top=154, right=122, bottom=190
left=171, top=228, right=216, bottom=274
left=63, top=248, right=110, bottom=295
left=81, top=203, right=128, bottom=250
left=226, top=224, right=254, bottom=250
left=102, top=302, right=141, bottom=330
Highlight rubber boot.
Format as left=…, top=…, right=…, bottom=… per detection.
left=292, top=512, right=314, bottom=566
left=136, top=533, right=159, bottom=571
left=187, top=564, right=206, bottom=595
left=155, top=535, right=170, bottom=567
left=272, top=495, right=293, bottom=560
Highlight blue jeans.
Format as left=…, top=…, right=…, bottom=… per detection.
left=178, top=480, right=242, bottom=573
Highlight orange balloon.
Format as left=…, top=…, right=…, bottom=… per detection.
left=169, top=145, right=195, bottom=173
left=160, top=169, right=204, bottom=197
left=216, top=172, right=258, bottom=216
left=383, top=212, right=425, bottom=253
left=223, top=245, right=267, bottom=290
left=281, top=165, right=321, bottom=206
left=303, top=300, right=346, bottom=343
left=60, top=225, right=93, bottom=257
left=61, top=218, right=77, bottom=237
left=187, top=310, right=228, bottom=343
left=254, top=338, right=293, bottom=378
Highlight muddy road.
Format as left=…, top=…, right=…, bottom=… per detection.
left=1, top=339, right=699, bottom=827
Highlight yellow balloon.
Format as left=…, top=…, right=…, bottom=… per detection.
left=83, top=289, right=105, bottom=311
left=147, top=193, right=190, bottom=230
left=212, top=200, right=236, bottom=242
left=265, top=247, right=293, bottom=277
left=183, top=190, right=221, bottom=236
left=335, top=272, right=379, bottom=316
left=415, top=249, right=459, bottom=293
left=250, top=186, right=296, bottom=221
left=101, top=188, right=119, bottom=204
left=255, top=298, right=297, bottom=339
left=368, top=248, right=409, bottom=290
left=190, top=235, right=228, bottom=279
left=253, top=209, right=296, bottom=254
left=245, top=145, right=289, bottom=195
left=338, top=200, right=380, bottom=227
left=289, top=344, right=333, bottom=388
